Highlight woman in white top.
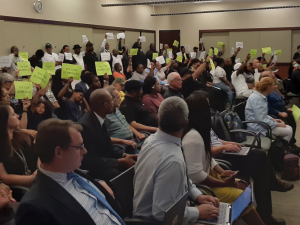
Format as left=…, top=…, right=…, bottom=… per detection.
left=182, top=92, right=264, bottom=225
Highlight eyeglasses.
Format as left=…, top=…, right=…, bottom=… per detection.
left=68, top=144, right=85, bottom=150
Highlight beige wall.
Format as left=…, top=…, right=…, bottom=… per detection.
left=154, top=0, right=300, bottom=56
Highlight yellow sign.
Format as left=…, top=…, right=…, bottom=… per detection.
left=14, top=81, right=33, bottom=99
left=177, top=55, right=183, bottom=63
left=152, top=53, right=158, bottom=60
left=29, top=67, right=51, bottom=89
left=275, top=49, right=282, bottom=56
left=43, top=62, right=56, bottom=75
left=210, top=59, right=215, bottom=70
left=19, top=52, right=28, bottom=62
left=173, top=40, right=179, bottom=47
left=262, top=64, right=267, bottom=69
left=95, top=62, right=112, bottom=76
left=292, top=105, right=300, bottom=123
left=209, top=49, right=213, bottom=57
left=167, top=49, right=172, bottom=54
left=166, top=58, right=171, bottom=64
left=61, top=63, right=82, bottom=80
left=17, top=61, right=31, bottom=76
left=214, top=48, right=219, bottom=56
left=262, top=47, right=272, bottom=54
left=217, top=42, right=223, bottom=48
left=250, top=49, right=257, bottom=58
left=129, top=49, right=138, bottom=56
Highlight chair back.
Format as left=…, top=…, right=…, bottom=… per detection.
left=110, top=166, right=135, bottom=218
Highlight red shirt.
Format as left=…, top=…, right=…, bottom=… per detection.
left=142, top=93, right=164, bottom=115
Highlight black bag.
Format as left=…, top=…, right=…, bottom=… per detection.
left=269, top=139, right=288, bottom=172
left=211, top=112, right=231, bottom=141
left=223, top=112, right=247, bottom=143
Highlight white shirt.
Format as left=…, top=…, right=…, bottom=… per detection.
left=133, top=129, right=202, bottom=224
left=231, top=71, right=249, bottom=96
left=7, top=54, right=23, bottom=77
left=112, top=55, right=123, bottom=74
left=182, top=129, right=218, bottom=184
left=94, top=112, right=105, bottom=126
left=100, top=39, right=110, bottom=53
left=73, top=51, right=85, bottom=70
left=212, top=66, right=226, bottom=84
left=42, top=52, right=61, bottom=71
left=156, top=67, right=167, bottom=80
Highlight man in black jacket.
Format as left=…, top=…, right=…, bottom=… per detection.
left=16, top=118, right=124, bottom=225
left=78, top=89, right=136, bottom=181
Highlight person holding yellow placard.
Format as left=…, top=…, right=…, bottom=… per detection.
left=146, top=43, right=158, bottom=62
left=42, top=43, right=62, bottom=72
left=7, top=46, right=23, bottom=77
left=179, top=46, right=190, bottom=67
left=28, top=49, right=44, bottom=69
left=131, top=38, right=147, bottom=71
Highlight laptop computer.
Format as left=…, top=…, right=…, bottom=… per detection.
left=198, top=185, right=253, bottom=225
left=222, top=131, right=262, bottom=156
left=164, top=191, right=189, bottom=225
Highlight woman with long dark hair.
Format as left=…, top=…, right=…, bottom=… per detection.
left=0, top=105, right=38, bottom=187
left=142, top=76, right=164, bottom=115
left=182, top=92, right=264, bottom=225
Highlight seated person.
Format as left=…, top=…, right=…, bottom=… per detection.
left=133, top=97, right=220, bottom=224
left=131, top=64, right=148, bottom=82
left=74, top=70, right=90, bottom=94
left=104, top=86, right=146, bottom=156
left=78, top=89, right=137, bottom=181
left=51, top=69, right=73, bottom=99
left=113, top=63, right=126, bottom=80
left=84, top=73, right=101, bottom=105
left=57, top=77, right=90, bottom=122
left=141, top=76, right=164, bottom=115
left=119, top=80, right=158, bottom=133
left=112, top=77, right=125, bottom=102
left=0, top=105, right=38, bottom=187
left=290, top=60, right=300, bottom=94
left=231, top=54, right=255, bottom=98
left=19, top=85, right=53, bottom=131
left=260, top=71, right=299, bottom=151
left=211, top=58, right=234, bottom=105
left=183, top=92, right=264, bottom=225
left=155, top=60, right=172, bottom=81
left=15, top=119, right=125, bottom=225
left=246, top=77, right=293, bottom=143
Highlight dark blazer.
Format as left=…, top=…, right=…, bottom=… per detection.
left=16, top=170, right=122, bottom=225
left=77, top=111, right=120, bottom=181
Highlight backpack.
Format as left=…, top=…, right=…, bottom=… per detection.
left=223, top=112, right=247, bottom=143
left=269, top=139, right=288, bottom=172
left=211, top=112, right=231, bottom=142
left=281, top=154, right=299, bottom=181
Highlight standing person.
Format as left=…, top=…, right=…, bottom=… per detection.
left=133, top=97, right=220, bottom=224
left=15, top=118, right=125, bottom=225
left=162, top=44, right=170, bottom=59
left=7, top=46, right=23, bottom=77
left=61, top=45, right=76, bottom=64
left=293, top=45, right=300, bottom=60
left=132, top=38, right=147, bottom=71
left=211, top=58, right=234, bottom=105
left=118, top=38, right=131, bottom=79
left=42, top=43, right=61, bottom=71
left=112, top=48, right=127, bottom=75
left=223, top=47, right=241, bottom=82
left=28, top=49, right=44, bottom=68
left=290, top=61, right=300, bottom=94
left=72, top=44, right=85, bottom=71
left=145, top=43, right=158, bottom=62
left=142, top=76, right=164, bottom=115
left=100, top=34, right=110, bottom=54
left=83, top=41, right=98, bottom=75
left=0, top=105, right=38, bottom=187
left=77, top=89, right=137, bottom=181
left=246, top=77, right=293, bottom=143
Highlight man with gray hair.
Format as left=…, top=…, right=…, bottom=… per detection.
left=0, top=73, right=14, bottom=91
left=133, top=96, right=219, bottom=224
left=163, top=72, right=184, bottom=99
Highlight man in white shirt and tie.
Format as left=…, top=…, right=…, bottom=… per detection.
left=133, top=97, right=220, bottom=224
left=42, top=43, right=62, bottom=71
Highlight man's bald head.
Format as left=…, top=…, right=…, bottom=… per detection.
left=90, top=89, right=112, bottom=112
left=259, top=70, right=275, bottom=81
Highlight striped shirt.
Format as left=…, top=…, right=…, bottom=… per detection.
left=105, top=108, right=133, bottom=140
left=39, top=167, right=121, bottom=225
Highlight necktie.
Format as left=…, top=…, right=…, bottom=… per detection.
left=67, top=173, right=125, bottom=225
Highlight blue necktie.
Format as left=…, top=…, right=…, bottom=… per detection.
left=67, top=173, right=125, bottom=225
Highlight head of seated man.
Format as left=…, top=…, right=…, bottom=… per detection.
left=167, top=72, right=182, bottom=91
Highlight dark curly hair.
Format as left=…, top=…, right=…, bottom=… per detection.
left=142, top=76, right=157, bottom=95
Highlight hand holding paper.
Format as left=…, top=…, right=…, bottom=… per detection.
left=19, top=52, right=28, bottom=62
left=139, top=36, right=146, bottom=43
left=217, top=42, right=223, bottom=48
left=106, top=33, right=114, bottom=40
left=95, top=62, right=112, bottom=76
left=82, top=35, right=89, bottom=43
left=262, top=47, right=272, bottom=54
left=15, top=81, right=33, bottom=100
left=30, top=67, right=51, bottom=89
left=130, top=49, right=138, bottom=56
left=236, top=42, right=243, bottom=49
left=17, top=62, right=31, bottom=76
left=61, top=63, right=82, bottom=80
left=173, top=40, right=179, bottom=47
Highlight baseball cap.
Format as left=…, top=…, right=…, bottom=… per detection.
left=125, top=80, right=142, bottom=92
left=45, top=43, right=52, bottom=48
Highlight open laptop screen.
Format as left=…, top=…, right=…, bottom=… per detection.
left=231, top=185, right=252, bottom=223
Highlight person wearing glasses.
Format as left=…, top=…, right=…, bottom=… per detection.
left=16, top=118, right=125, bottom=225
left=6, top=46, right=23, bottom=77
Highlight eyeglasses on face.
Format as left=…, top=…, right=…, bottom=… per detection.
left=68, top=144, right=85, bottom=151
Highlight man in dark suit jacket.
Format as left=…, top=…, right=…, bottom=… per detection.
left=16, top=118, right=125, bottom=225
left=77, top=89, right=136, bottom=182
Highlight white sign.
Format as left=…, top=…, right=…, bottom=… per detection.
left=82, top=35, right=88, bottom=43
left=106, top=33, right=114, bottom=40
left=147, top=59, right=151, bottom=68
left=100, top=52, right=111, bottom=61
left=168, top=51, right=172, bottom=58
left=231, top=47, right=235, bottom=55
left=272, top=49, right=275, bottom=56
left=272, top=55, right=278, bottom=64
left=139, top=36, right=146, bottom=43
left=235, top=58, right=241, bottom=64
left=160, top=43, right=163, bottom=50
left=199, top=51, right=206, bottom=59
left=0, top=56, right=11, bottom=68
left=273, top=69, right=279, bottom=73
left=117, top=33, right=125, bottom=39
left=199, top=38, right=204, bottom=43
left=185, top=45, right=191, bottom=53
left=254, top=73, right=260, bottom=82
left=190, top=52, right=196, bottom=59
left=58, top=53, right=64, bottom=62
left=236, top=42, right=243, bottom=49
left=176, top=52, right=182, bottom=56
left=254, top=69, right=258, bottom=74
left=64, top=53, right=73, bottom=61
left=156, top=56, right=165, bottom=65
